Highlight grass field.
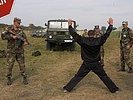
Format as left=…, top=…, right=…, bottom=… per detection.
left=0, top=33, right=133, bottom=100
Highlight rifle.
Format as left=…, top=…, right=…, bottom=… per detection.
left=9, top=29, right=30, bottom=46
left=11, top=33, right=41, bottom=56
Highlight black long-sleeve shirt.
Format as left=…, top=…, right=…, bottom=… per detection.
left=69, top=25, right=113, bottom=63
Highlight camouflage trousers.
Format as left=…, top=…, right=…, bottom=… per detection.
left=100, top=46, right=104, bottom=66
left=120, top=47, right=132, bottom=70
left=6, top=52, right=26, bottom=77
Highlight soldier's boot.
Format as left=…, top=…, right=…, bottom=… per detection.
left=7, top=77, right=12, bottom=85
left=21, top=72, right=28, bottom=85
left=22, top=76, right=28, bottom=85
left=128, top=67, right=133, bottom=73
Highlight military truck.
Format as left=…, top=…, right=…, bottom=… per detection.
left=45, top=19, right=77, bottom=51
left=31, top=29, right=46, bottom=38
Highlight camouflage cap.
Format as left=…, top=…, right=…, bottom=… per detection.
left=13, top=17, right=21, bottom=23
left=122, top=21, right=128, bottom=25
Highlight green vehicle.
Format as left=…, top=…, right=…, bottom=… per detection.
left=45, top=19, right=77, bottom=51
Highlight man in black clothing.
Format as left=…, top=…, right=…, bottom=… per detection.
left=63, top=18, right=119, bottom=93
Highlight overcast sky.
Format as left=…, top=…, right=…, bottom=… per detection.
left=0, top=0, right=133, bottom=29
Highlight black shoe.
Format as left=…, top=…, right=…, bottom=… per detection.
left=63, top=89, right=69, bottom=93
left=114, top=89, right=120, bottom=93
left=7, top=77, right=12, bottom=85
left=23, top=76, right=28, bottom=85
left=63, top=88, right=69, bottom=93
left=115, top=88, right=121, bottom=93
left=63, top=86, right=70, bottom=93
left=111, top=88, right=121, bottom=93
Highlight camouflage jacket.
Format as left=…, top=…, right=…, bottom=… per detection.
left=1, top=26, right=27, bottom=53
left=120, top=28, right=133, bottom=47
left=94, top=30, right=104, bottom=38
left=82, top=31, right=88, bottom=37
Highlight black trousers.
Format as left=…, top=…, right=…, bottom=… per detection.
left=64, top=61, right=119, bottom=93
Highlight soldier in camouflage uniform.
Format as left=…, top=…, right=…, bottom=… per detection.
left=93, top=25, right=104, bottom=66
left=1, top=17, right=29, bottom=85
left=82, top=29, right=88, bottom=37
left=118, top=21, right=133, bottom=73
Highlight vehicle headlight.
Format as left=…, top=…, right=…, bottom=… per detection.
left=49, top=35, right=52, bottom=39
left=70, top=36, right=73, bottom=39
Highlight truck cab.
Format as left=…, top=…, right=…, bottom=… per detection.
left=45, top=19, right=77, bottom=51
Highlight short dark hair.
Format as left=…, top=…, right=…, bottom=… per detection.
left=88, top=30, right=94, bottom=36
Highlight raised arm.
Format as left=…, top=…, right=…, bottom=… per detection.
left=99, top=18, right=113, bottom=45
left=68, top=19, right=82, bottom=45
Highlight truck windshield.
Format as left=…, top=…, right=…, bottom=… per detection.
left=49, top=21, right=75, bottom=29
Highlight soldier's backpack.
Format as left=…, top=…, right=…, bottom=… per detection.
left=32, top=50, right=41, bottom=57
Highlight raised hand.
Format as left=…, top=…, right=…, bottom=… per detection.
left=107, top=18, right=113, bottom=25
left=68, top=19, right=73, bottom=26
